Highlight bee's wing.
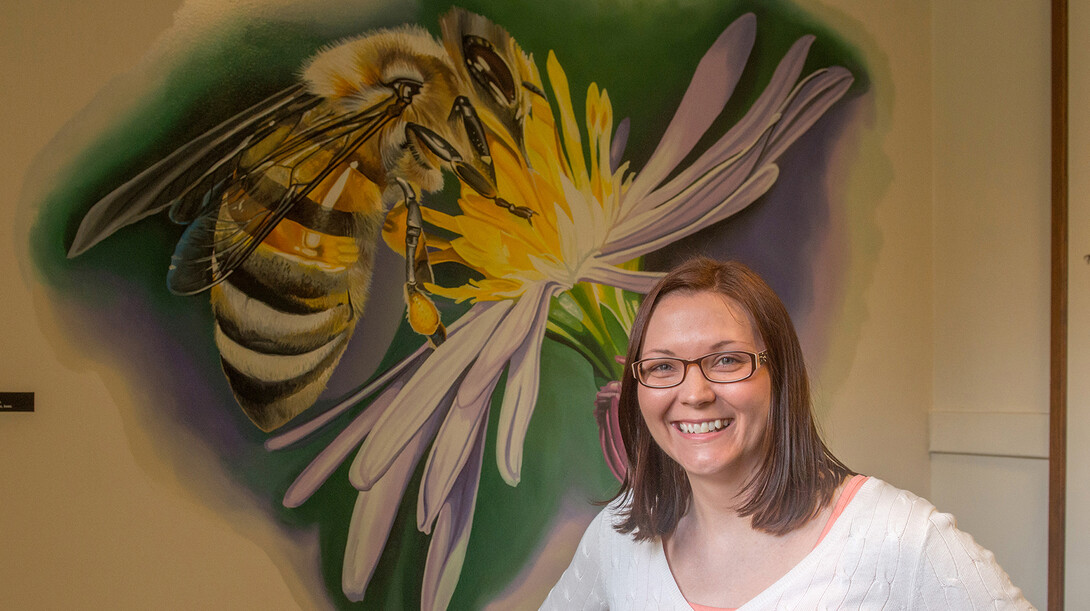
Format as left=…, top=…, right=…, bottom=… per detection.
left=67, top=83, right=320, bottom=257
left=164, top=92, right=409, bottom=295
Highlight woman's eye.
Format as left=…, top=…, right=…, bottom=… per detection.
left=645, top=361, right=678, bottom=375
left=710, top=354, right=743, bottom=369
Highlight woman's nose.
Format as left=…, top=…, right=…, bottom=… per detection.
left=678, top=362, right=716, bottom=406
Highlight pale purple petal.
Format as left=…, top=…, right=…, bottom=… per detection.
left=581, top=264, right=664, bottom=293
left=265, top=344, right=430, bottom=451
left=417, top=286, right=549, bottom=531
left=282, top=355, right=425, bottom=507
left=622, top=13, right=756, bottom=208
left=448, top=295, right=540, bottom=405
left=266, top=302, right=492, bottom=451
left=760, top=66, right=854, bottom=164
left=610, top=117, right=630, bottom=172
left=416, top=388, right=492, bottom=534
left=604, top=58, right=853, bottom=261
left=604, top=126, right=771, bottom=255
left=606, top=164, right=780, bottom=262
left=625, top=35, right=816, bottom=217
left=342, top=408, right=444, bottom=602
left=420, top=420, right=486, bottom=611
left=351, top=301, right=512, bottom=489
left=496, top=283, right=558, bottom=485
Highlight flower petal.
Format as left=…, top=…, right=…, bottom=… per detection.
left=457, top=294, right=544, bottom=403
left=420, top=420, right=486, bottom=611
left=603, top=126, right=773, bottom=256
left=282, top=355, right=425, bottom=507
left=545, top=51, right=590, bottom=190
left=418, top=287, right=550, bottom=530
left=607, top=164, right=780, bottom=261
left=610, top=117, right=630, bottom=173
left=556, top=175, right=602, bottom=268
left=626, top=34, right=815, bottom=217
left=417, top=385, right=493, bottom=533
left=350, top=301, right=512, bottom=489
left=604, top=56, right=851, bottom=261
left=581, top=264, right=665, bottom=293
left=266, top=303, right=492, bottom=451
left=342, top=408, right=443, bottom=602
left=495, top=282, right=558, bottom=485
left=586, top=84, right=617, bottom=207
left=761, top=66, right=854, bottom=164
left=622, top=13, right=756, bottom=207
left=265, top=345, right=430, bottom=452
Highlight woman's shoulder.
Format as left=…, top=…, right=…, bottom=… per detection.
left=572, top=497, right=668, bottom=570
left=543, top=499, right=683, bottom=610
left=852, top=479, right=1036, bottom=608
left=845, top=476, right=939, bottom=527
left=584, top=497, right=645, bottom=545
left=852, top=477, right=997, bottom=538
left=599, top=496, right=632, bottom=524
left=827, top=476, right=951, bottom=556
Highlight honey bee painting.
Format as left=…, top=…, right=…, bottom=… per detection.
left=66, top=8, right=541, bottom=432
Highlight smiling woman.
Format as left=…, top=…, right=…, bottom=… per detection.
left=634, top=291, right=774, bottom=492
left=618, top=260, right=848, bottom=541
left=542, top=258, right=1035, bottom=610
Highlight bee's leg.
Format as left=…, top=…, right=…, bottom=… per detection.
left=455, top=90, right=539, bottom=172
left=449, top=96, right=496, bottom=184
left=394, top=177, right=446, bottom=347
left=404, top=122, right=535, bottom=223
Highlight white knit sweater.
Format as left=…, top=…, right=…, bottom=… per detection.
left=540, top=478, right=1034, bottom=610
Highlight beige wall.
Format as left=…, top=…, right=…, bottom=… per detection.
left=1067, top=0, right=1090, bottom=605
left=929, top=1, right=1050, bottom=608
left=0, top=0, right=325, bottom=608
left=0, top=0, right=1058, bottom=608
left=807, top=0, right=934, bottom=499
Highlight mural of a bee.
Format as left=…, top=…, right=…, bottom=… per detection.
left=66, top=8, right=541, bottom=432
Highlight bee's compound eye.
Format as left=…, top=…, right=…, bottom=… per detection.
left=462, top=35, right=517, bottom=106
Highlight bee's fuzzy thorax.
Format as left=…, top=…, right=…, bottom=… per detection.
left=301, top=25, right=445, bottom=101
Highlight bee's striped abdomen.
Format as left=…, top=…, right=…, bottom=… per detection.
left=210, top=163, right=385, bottom=431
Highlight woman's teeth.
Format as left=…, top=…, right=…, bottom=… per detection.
left=677, top=419, right=729, bottom=434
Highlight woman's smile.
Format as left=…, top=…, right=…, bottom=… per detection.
left=673, top=417, right=734, bottom=435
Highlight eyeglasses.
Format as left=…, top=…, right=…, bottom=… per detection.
left=631, top=350, right=769, bottom=388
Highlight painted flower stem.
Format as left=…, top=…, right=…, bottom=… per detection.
left=545, top=284, right=631, bottom=381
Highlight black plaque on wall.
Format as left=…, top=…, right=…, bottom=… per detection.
left=0, top=392, right=34, bottom=412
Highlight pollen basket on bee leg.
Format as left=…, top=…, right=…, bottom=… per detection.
left=406, top=288, right=442, bottom=336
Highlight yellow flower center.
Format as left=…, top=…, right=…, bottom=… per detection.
left=383, top=52, right=629, bottom=303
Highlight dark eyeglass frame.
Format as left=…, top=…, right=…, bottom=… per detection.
left=630, top=350, right=769, bottom=389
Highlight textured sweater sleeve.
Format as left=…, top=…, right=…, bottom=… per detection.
left=540, top=508, right=610, bottom=610
left=912, top=509, right=1036, bottom=610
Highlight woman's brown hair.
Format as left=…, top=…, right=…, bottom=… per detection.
left=612, top=257, right=852, bottom=539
